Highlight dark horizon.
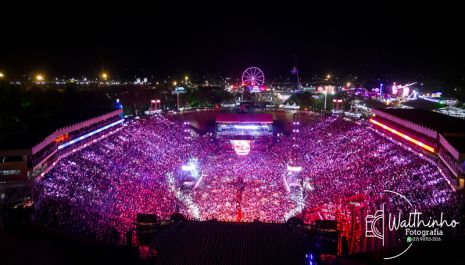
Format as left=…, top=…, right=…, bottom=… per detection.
left=1, top=2, right=464, bottom=83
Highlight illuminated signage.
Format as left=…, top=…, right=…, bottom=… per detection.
left=54, top=133, right=70, bottom=143
left=369, top=119, right=435, bottom=153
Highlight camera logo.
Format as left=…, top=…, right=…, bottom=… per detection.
left=365, top=204, right=385, bottom=246
left=364, top=190, right=459, bottom=260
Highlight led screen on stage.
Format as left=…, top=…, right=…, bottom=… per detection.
left=230, top=140, right=251, bottom=156
left=217, top=123, right=273, bottom=137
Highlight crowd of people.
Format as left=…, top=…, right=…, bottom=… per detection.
left=33, top=114, right=464, bottom=244
left=34, top=115, right=192, bottom=243
left=186, top=151, right=292, bottom=222
left=272, top=116, right=464, bottom=235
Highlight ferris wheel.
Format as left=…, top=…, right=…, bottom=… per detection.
left=241, top=67, right=265, bottom=87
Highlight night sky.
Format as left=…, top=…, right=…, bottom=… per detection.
left=1, top=1, right=464, bottom=82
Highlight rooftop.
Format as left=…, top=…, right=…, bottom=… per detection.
left=0, top=108, right=115, bottom=150
left=401, top=98, right=445, bottom=110
left=151, top=221, right=311, bottom=265
left=375, top=108, right=465, bottom=135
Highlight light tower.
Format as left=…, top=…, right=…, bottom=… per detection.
left=150, top=99, right=161, bottom=111
left=291, top=55, right=301, bottom=91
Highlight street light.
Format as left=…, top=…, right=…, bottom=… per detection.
left=35, top=74, right=44, bottom=82
left=326, top=74, right=331, bottom=80
left=173, top=81, right=177, bottom=86
left=184, top=75, right=189, bottom=82
left=323, top=90, right=327, bottom=111
left=0, top=72, right=4, bottom=78
left=101, top=72, right=108, bottom=81
left=346, top=82, right=351, bottom=87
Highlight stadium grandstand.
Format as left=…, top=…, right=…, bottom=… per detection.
left=1, top=109, right=464, bottom=265
left=371, top=108, right=465, bottom=189
left=0, top=109, right=123, bottom=205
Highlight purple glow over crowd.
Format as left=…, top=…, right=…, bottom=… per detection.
left=33, top=114, right=464, bottom=244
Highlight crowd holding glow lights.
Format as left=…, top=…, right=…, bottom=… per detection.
left=272, top=117, right=464, bottom=231
left=33, top=114, right=465, bottom=244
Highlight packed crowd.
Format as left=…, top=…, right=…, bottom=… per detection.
left=186, top=151, right=292, bottom=222
left=34, top=115, right=192, bottom=243
left=34, top=114, right=464, bottom=244
left=272, top=117, right=463, bottom=227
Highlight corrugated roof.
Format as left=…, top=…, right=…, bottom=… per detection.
left=401, top=98, right=445, bottom=110
left=375, top=108, right=465, bottom=134
left=151, top=221, right=311, bottom=265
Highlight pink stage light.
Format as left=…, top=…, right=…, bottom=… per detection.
left=230, top=140, right=251, bottom=156
left=287, top=165, right=302, bottom=172
left=369, top=119, right=435, bottom=153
